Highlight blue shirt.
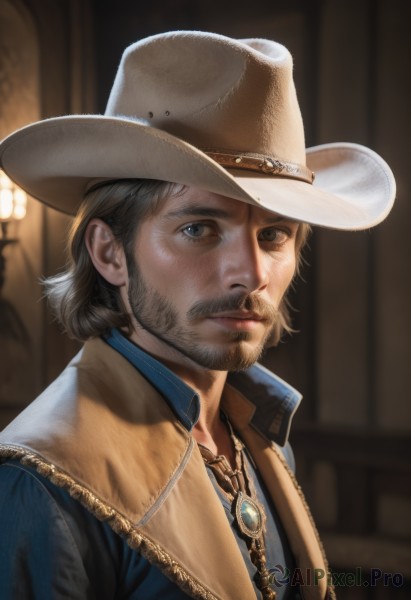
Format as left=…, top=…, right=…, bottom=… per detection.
left=0, top=329, right=302, bottom=599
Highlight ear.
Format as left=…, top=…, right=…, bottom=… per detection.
left=85, top=218, right=127, bottom=287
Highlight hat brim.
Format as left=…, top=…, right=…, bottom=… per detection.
left=0, top=115, right=395, bottom=230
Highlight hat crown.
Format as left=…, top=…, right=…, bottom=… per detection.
left=105, top=31, right=306, bottom=164
left=0, top=30, right=395, bottom=228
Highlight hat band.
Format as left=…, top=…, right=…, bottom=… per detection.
left=205, top=150, right=315, bottom=184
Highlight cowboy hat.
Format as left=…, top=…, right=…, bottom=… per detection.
left=0, top=30, right=395, bottom=229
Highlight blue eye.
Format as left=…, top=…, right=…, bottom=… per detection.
left=183, top=223, right=206, bottom=237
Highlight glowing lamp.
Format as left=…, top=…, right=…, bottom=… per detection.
left=0, top=170, right=28, bottom=291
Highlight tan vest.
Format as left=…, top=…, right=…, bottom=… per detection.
left=0, top=338, right=334, bottom=600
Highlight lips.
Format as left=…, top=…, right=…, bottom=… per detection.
left=206, top=311, right=267, bottom=333
left=210, top=311, right=263, bottom=321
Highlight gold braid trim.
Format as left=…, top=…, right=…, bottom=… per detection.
left=271, top=444, right=337, bottom=600
left=0, top=445, right=218, bottom=600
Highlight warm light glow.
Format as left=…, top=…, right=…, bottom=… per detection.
left=12, top=188, right=27, bottom=220
left=0, top=171, right=12, bottom=190
left=0, top=189, right=13, bottom=220
left=0, top=170, right=27, bottom=222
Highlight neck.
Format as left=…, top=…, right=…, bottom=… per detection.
left=179, top=369, right=236, bottom=466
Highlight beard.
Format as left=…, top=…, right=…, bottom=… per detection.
left=127, top=260, right=281, bottom=372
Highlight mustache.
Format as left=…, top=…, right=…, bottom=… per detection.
left=187, top=292, right=278, bottom=322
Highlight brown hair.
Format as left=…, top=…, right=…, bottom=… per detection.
left=43, top=179, right=311, bottom=344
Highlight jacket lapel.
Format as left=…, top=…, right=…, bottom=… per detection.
left=222, top=384, right=330, bottom=600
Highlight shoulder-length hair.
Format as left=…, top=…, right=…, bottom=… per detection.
left=43, top=179, right=311, bottom=345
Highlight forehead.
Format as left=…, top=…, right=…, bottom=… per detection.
left=157, top=185, right=295, bottom=224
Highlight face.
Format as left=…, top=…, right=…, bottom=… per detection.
left=125, top=186, right=299, bottom=372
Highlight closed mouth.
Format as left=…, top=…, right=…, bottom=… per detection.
left=209, top=312, right=263, bottom=321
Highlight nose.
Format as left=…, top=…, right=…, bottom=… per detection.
left=222, top=231, right=269, bottom=293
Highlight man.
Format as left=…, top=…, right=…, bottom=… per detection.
left=0, top=31, right=395, bottom=600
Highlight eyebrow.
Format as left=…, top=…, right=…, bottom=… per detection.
left=163, top=206, right=231, bottom=220
left=162, top=204, right=291, bottom=224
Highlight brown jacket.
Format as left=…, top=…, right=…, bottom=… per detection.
left=0, top=338, right=333, bottom=600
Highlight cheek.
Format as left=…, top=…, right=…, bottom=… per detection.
left=267, top=252, right=297, bottom=298
left=285, top=252, right=298, bottom=285
left=135, top=236, right=217, bottom=298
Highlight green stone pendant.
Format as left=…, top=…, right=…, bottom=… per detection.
left=234, top=491, right=263, bottom=539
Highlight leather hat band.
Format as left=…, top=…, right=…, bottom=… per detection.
left=205, top=150, right=315, bottom=184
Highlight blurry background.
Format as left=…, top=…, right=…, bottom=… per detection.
left=0, top=0, right=410, bottom=597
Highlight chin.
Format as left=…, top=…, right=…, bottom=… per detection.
left=190, top=340, right=265, bottom=372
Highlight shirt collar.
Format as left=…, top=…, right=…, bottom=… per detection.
left=103, top=328, right=301, bottom=446
left=104, top=328, right=199, bottom=430
left=227, top=365, right=301, bottom=447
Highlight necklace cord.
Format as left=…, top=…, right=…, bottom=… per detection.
left=198, top=413, right=276, bottom=599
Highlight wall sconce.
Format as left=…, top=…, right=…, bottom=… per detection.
left=0, top=170, right=27, bottom=292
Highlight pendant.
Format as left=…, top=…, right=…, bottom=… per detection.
left=234, top=491, right=263, bottom=539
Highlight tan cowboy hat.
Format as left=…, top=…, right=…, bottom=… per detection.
left=0, top=31, right=395, bottom=229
